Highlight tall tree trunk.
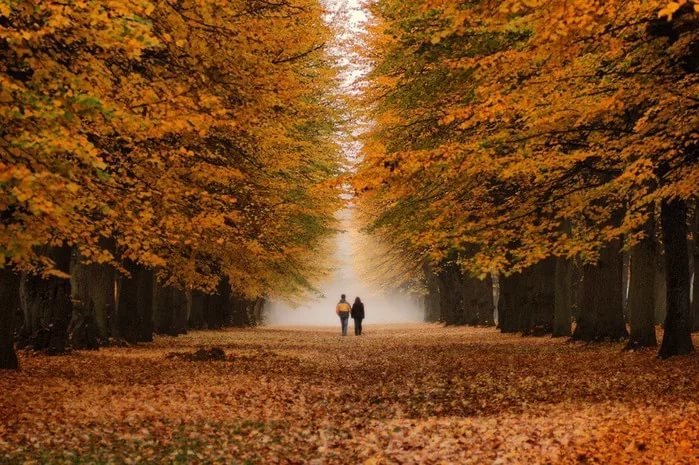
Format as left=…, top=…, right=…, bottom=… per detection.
left=462, top=274, right=494, bottom=326
left=422, top=262, right=441, bottom=323
left=69, top=250, right=116, bottom=349
left=252, top=298, right=265, bottom=325
left=205, top=279, right=230, bottom=329
left=658, top=198, right=694, bottom=358
left=0, top=268, right=20, bottom=369
left=189, top=290, right=207, bottom=329
left=691, top=203, right=698, bottom=332
left=653, top=237, right=667, bottom=325
left=571, top=259, right=583, bottom=320
left=573, top=238, right=628, bottom=341
left=172, top=287, right=189, bottom=334
left=135, top=267, right=154, bottom=342
left=437, top=263, right=463, bottom=325
left=153, top=281, right=188, bottom=336
left=553, top=256, right=573, bottom=337
left=622, top=252, right=631, bottom=322
left=19, top=246, right=73, bottom=354
left=116, top=261, right=139, bottom=343
left=498, top=272, right=523, bottom=333
left=476, top=274, right=495, bottom=326
left=461, top=275, right=479, bottom=325
left=230, top=295, right=252, bottom=327
left=519, top=259, right=555, bottom=336
left=626, top=220, right=657, bottom=349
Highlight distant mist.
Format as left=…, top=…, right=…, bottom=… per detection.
left=264, top=210, right=424, bottom=326
left=265, top=291, right=424, bottom=326
left=263, top=1, right=425, bottom=327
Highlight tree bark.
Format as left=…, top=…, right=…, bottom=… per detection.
left=252, top=298, right=265, bottom=325
left=653, top=237, right=667, bottom=325
left=135, top=267, right=154, bottom=341
left=205, top=279, right=231, bottom=329
left=658, top=198, right=694, bottom=358
left=189, top=290, right=207, bottom=329
left=18, top=246, right=73, bottom=354
left=519, top=259, right=555, bottom=336
left=691, top=203, right=698, bottom=332
left=622, top=252, right=631, bottom=322
left=116, top=261, right=139, bottom=343
left=571, top=259, right=583, bottom=319
left=573, top=238, right=628, bottom=341
left=626, top=221, right=657, bottom=349
left=498, top=272, right=523, bottom=333
left=422, top=262, right=441, bottom=323
left=553, top=256, right=573, bottom=337
left=153, top=281, right=188, bottom=336
left=0, top=268, right=21, bottom=369
left=170, top=287, right=188, bottom=335
left=462, top=274, right=495, bottom=326
left=437, top=262, right=464, bottom=325
left=230, top=294, right=252, bottom=327
left=69, top=250, right=116, bottom=349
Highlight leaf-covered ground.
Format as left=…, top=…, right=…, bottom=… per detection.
left=1, top=324, right=699, bottom=464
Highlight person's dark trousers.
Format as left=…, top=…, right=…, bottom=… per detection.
left=339, top=314, right=349, bottom=336
left=354, top=318, right=363, bottom=335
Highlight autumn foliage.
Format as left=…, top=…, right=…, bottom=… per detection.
left=1, top=1, right=699, bottom=462
left=0, top=0, right=343, bottom=363
left=2, top=0, right=343, bottom=287
left=354, top=0, right=699, bottom=357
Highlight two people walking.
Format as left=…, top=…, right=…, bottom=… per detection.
left=336, top=294, right=364, bottom=336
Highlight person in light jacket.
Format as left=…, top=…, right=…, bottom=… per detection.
left=336, top=294, right=351, bottom=336
left=351, top=297, right=365, bottom=336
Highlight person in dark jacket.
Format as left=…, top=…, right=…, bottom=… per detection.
left=351, top=297, right=365, bottom=336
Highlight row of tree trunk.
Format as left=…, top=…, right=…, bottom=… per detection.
left=423, top=262, right=496, bottom=327
left=0, top=249, right=265, bottom=369
left=422, top=199, right=698, bottom=358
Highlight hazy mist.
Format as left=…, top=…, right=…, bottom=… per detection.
left=265, top=210, right=424, bottom=326
left=262, top=1, right=426, bottom=327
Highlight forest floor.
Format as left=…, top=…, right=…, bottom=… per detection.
left=1, top=324, right=699, bottom=465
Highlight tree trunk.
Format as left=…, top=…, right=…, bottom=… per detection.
left=437, top=263, right=463, bottom=325
left=573, top=238, right=628, bottom=341
left=498, top=272, right=523, bottom=333
left=571, top=259, right=583, bottom=319
left=172, top=287, right=189, bottom=334
left=626, top=221, right=657, bottom=349
left=135, top=267, right=154, bottom=341
left=252, top=298, right=265, bottom=325
left=658, top=198, right=694, bottom=358
left=553, top=256, right=573, bottom=337
left=153, top=281, right=188, bottom=336
left=205, top=279, right=230, bottom=329
left=653, top=237, right=667, bottom=325
left=422, top=262, right=441, bottom=323
left=519, top=259, right=555, bottom=336
left=18, top=246, right=73, bottom=354
left=69, top=250, right=115, bottom=349
left=0, top=268, right=20, bottom=369
left=622, top=252, right=631, bottom=322
left=477, top=274, right=495, bottom=326
left=230, top=295, right=252, bottom=327
left=462, top=274, right=494, bottom=326
left=115, top=261, right=139, bottom=343
left=691, top=203, right=698, bottom=332
left=189, top=290, right=207, bottom=329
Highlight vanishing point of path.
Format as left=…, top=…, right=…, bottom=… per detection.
left=2, top=325, right=698, bottom=464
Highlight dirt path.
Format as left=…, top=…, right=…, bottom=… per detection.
left=1, top=324, right=699, bottom=464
